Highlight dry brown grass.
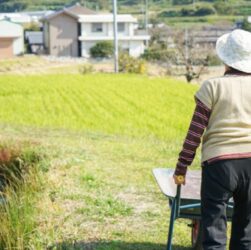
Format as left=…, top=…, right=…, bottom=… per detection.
left=0, top=55, right=224, bottom=82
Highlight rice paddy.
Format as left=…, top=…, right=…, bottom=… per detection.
left=0, top=74, right=197, bottom=140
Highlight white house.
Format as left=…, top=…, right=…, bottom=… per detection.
left=78, top=14, right=150, bottom=58
left=0, top=20, right=24, bottom=58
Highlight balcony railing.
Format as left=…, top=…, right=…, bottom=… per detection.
left=134, top=29, right=148, bottom=36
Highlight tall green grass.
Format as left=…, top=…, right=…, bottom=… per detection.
left=0, top=143, right=48, bottom=249
left=0, top=74, right=198, bottom=140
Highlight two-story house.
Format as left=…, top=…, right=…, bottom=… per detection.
left=42, top=4, right=150, bottom=58
left=42, top=4, right=96, bottom=57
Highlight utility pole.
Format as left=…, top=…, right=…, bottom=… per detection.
left=113, top=0, right=119, bottom=73
left=145, top=0, right=149, bottom=47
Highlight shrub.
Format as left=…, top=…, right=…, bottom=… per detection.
left=242, top=18, right=251, bottom=32
left=79, top=64, right=94, bottom=74
left=160, top=5, right=216, bottom=17
left=213, top=1, right=235, bottom=15
left=142, top=48, right=176, bottom=63
left=159, top=10, right=181, bottom=17
left=235, top=5, right=251, bottom=16
left=181, top=6, right=216, bottom=16
left=194, top=6, right=216, bottom=16
left=0, top=2, right=27, bottom=12
left=181, top=7, right=196, bottom=16
left=24, top=22, right=40, bottom=32
left=173, top=0, right=193, bottom=5
left=119, top=53, right=147, bottom=74
left=206, top=54, right=222, bottom=66
left=90, top=41, right=114, bottom=58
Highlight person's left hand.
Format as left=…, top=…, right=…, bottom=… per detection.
left=173, top=174, right=186, bottom=185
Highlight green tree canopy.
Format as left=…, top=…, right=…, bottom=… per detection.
left=242, top=18, right=251, bottom=32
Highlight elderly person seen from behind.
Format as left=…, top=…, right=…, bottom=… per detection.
left=173, top=29, right=251, bottom=250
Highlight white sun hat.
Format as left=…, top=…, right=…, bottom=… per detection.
left=216, top=29, right=251, bottom=73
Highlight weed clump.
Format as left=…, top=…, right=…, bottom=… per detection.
left=0, top=141, right=49, bottom=249
left=79, top=64, right=94, bottom=74
left=0, top=143, right=47, bottom=191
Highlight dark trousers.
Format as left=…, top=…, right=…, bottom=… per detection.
left=201, top=158, right=251, bottom=250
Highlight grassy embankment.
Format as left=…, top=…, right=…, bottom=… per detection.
left=0, top=74, right=203, bottom=249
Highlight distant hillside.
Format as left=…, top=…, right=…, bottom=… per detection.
left=0, top=0, right=138, bottom=12
left=1, top=0, right=251, bottom=13
left=0, top=0, right=250, bottom=27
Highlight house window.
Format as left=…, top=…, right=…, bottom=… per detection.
left=92, top=23, right=103, bottom=33
left=118, top=23, right=125, bottom=32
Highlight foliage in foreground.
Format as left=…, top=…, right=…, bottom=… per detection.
left=0, top=142, right=48, bottom=249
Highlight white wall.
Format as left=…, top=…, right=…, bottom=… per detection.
left=13, top=37, right=24, bottom=55
left=81, top=22, right=131, bottom=37
left=0, top=20, right=24, bottom=55
left=79, top=20, right=146, bottom=58
left=81, top=40, right=145, bottom=58
left=81, top=41, right=96, bottom=58
left=129, top=41, right=145, bottom=57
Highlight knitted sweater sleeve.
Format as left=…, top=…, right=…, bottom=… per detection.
left=174, top=98, right=211, bottom=176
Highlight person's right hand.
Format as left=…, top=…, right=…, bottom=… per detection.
left=173, top=174, right=186, bottom=185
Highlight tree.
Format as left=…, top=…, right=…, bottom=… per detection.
left=144, top=26, right=210, bottom=82
left=0, top=0, right=30, bottom=12
left=213, top=1, right=235, bottom=15
left=90, top=41, right=114, bottom=58
left=172, top=30, right=209, bottom=83
left=242, top=18, right=251, bottom=32
left=88, top=0, right=109, bottom=10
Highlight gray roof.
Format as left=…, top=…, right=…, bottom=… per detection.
left=66, top=4, right=96, bottom=15
left=25, top=31, right=43, bottom=44
left=42, top=3, right=96, bottom=21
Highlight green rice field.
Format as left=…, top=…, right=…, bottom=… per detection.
left=0, top=74, right=197, bottom=140
left=0, top=74, right=207, bottom=249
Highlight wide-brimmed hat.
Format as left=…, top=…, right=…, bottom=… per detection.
left=216, top=29, right=251, bottom=73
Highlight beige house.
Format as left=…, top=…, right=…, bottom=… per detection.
left=42, top=4, right=150, bottom=58
left=43, top=4, right=95, bottom=57
left=0, top=19, right=24, bottom=59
